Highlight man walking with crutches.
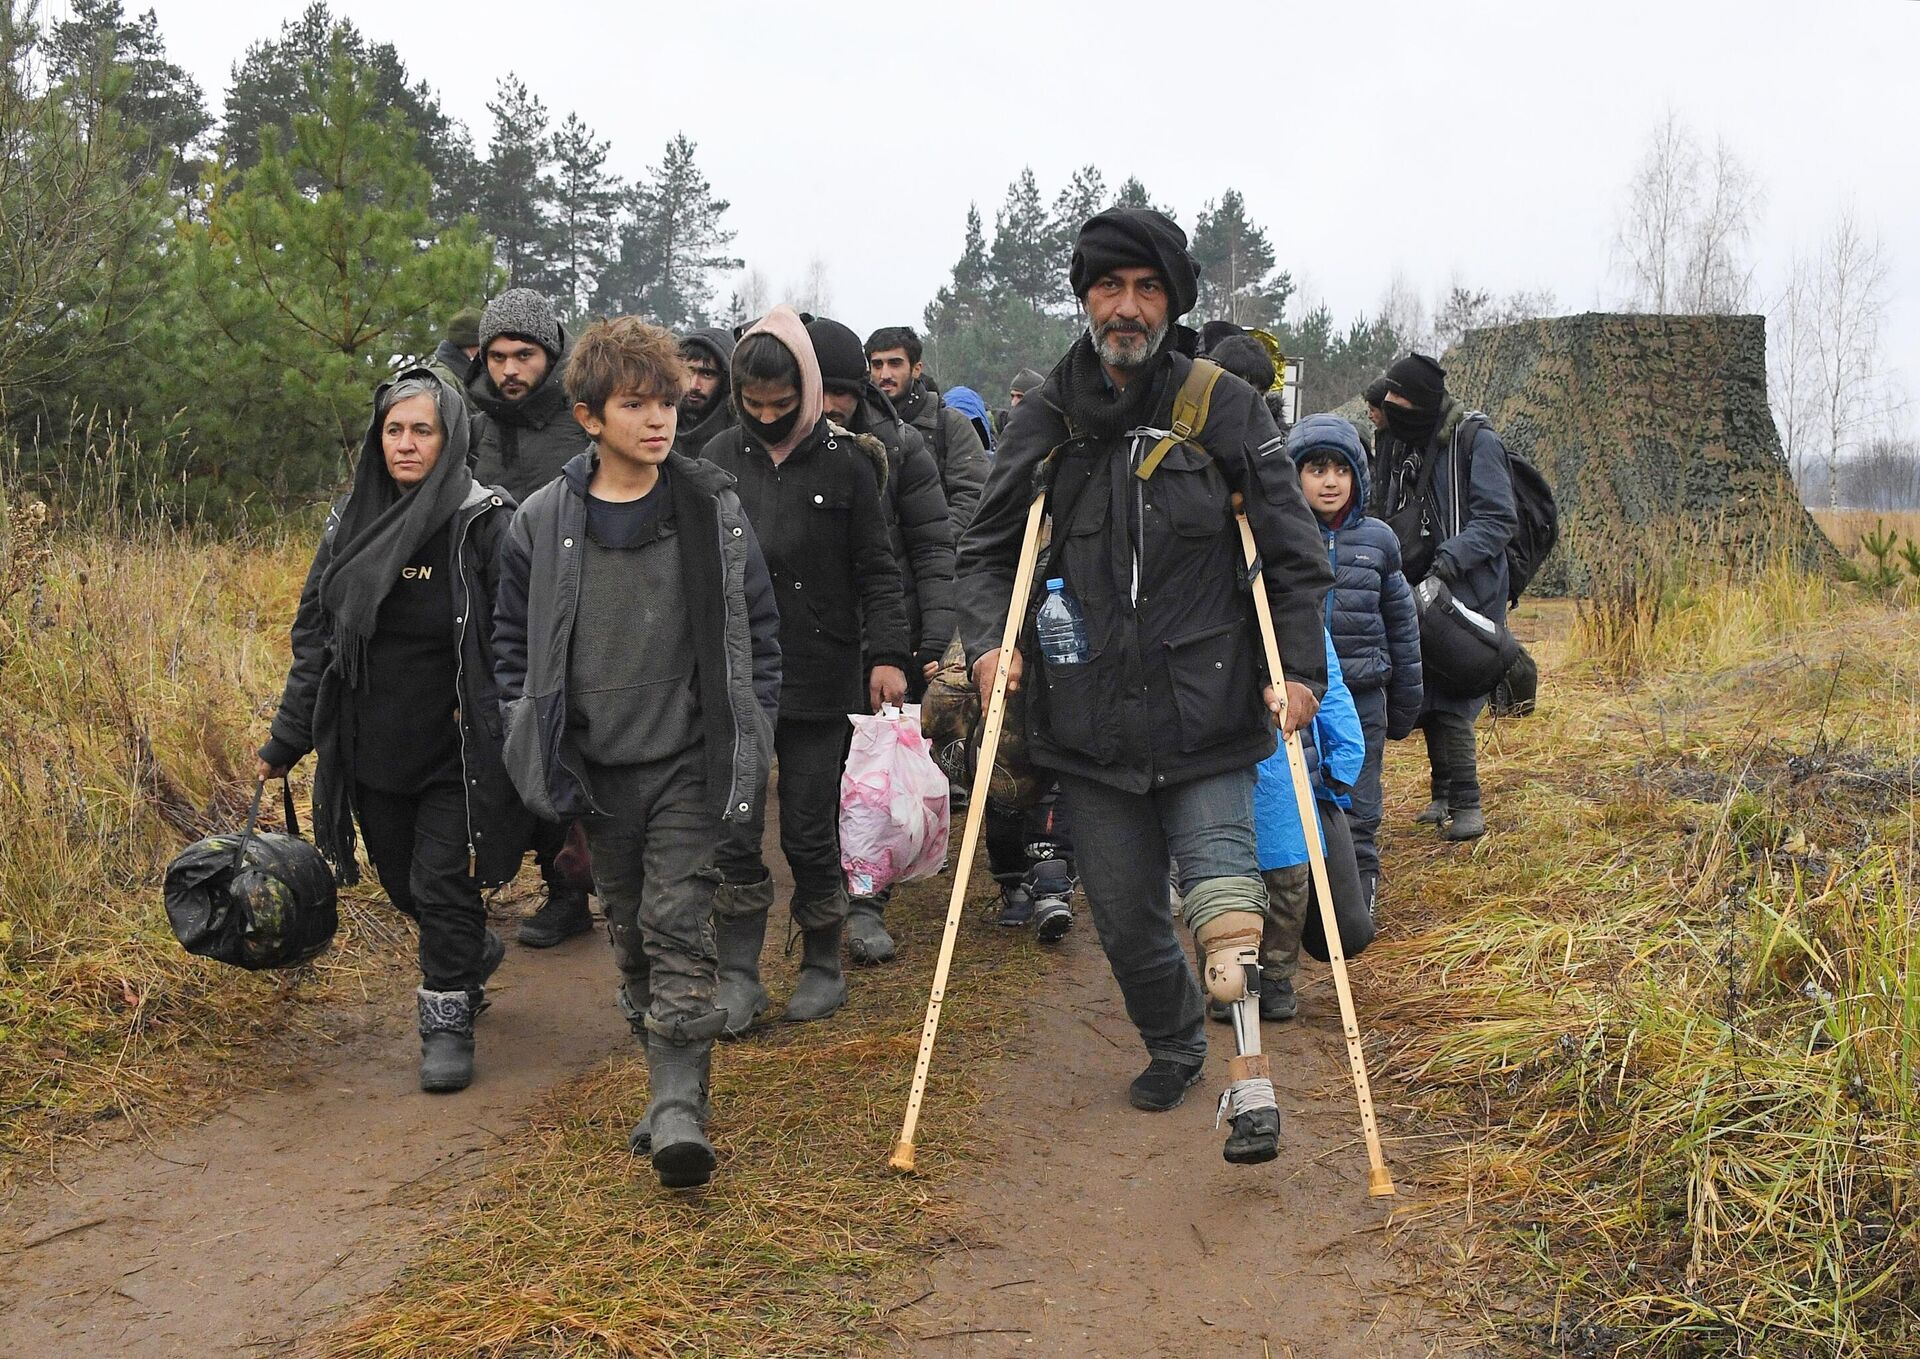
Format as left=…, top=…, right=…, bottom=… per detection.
left=955, top=207, right=1333, bottom=1165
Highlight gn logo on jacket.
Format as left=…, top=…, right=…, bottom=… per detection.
left=402, top=565, right=433, bottom=580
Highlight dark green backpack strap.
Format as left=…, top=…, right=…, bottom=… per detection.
left=1136, top=358, right=1227, bottom=481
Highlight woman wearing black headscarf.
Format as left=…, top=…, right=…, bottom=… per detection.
left=258, top=369, right=529, bottom=1092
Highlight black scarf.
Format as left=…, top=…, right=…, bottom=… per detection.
left=1059, top=331, right=1171, bottom=440
left=320, top=372, right=474, bottom=689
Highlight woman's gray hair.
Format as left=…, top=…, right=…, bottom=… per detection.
left=376, top=374, right=443, bottom=420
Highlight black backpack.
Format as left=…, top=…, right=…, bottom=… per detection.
left=1383, top=413, right=1558, bottom=606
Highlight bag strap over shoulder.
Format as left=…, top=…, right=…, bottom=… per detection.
left=1136, top=358, right=1226, bottom=481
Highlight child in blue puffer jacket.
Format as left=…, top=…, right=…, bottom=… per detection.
left=1287, top=414, right=1422, bottom=915
left=1219, top=632, right=1364, bottom=1023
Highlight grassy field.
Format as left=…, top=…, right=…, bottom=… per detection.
left=1811, top=508, right=1920, bottom=556
left=1370, top=566, right=1919, bottom=1356
left=0, top=495, right=409, bottom=1184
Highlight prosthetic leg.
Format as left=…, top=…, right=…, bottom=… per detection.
left=1193, top=911, right=1281, bottom=1164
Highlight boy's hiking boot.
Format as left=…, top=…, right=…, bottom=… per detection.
left=995, top=883, right=1035, bottom=928
left=1414, top=798, right=1449, bottom=827
left=845, top=898, right=896, bottom=965
left=417, top=987, right=475, bottom=1093
left=1444, top=806, right=1486, bottom=841
left=713, top=908, right=771, bottom=1039
left=1027, top=859, right=1075, bottom=943
left=1128, top=1056, right=1204, bottom=1112
left=783, top=921, right=848, bottom=1023
left=518, top=885, right=593, bottom=947
left=1032, top=894, right=1074, bottom=943
left=642, top=1035, right=715, bottom=1189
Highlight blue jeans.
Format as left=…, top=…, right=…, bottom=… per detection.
left=1054, top=765, right=1262, bottom=1066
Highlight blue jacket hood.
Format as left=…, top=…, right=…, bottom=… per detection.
left=942, top=385, right=994, bottom=452
left=1285, top=413, right=1369, bottom=515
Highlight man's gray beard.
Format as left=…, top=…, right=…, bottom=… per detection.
left=1091, top=318, right=1168, bottom=370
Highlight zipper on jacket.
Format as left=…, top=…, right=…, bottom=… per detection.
left=715, top=509, right=747, bottom=819
left=451, top=500, right=482, bottom=876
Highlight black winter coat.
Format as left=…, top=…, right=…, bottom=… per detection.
left=702, top=417, right=912, bottom=721
left=262, top=482, right=531, bottom=885
left=845, top=391, right=956, bottom=661
left=468, top=329, right=591, bottom=504
left=956, top=337, right=1332, bottom=796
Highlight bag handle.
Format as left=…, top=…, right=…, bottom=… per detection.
left=231, top=776, right=300, bottom=871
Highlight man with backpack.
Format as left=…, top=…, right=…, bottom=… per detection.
left=1371, top=354, right=1521, bottom=841
left=866, top=326, right=990, bottom=540
left=957, top=207, right=1332, bottom=1166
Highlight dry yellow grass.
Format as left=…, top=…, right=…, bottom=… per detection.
left=1812, top=508, right=1920, bottom=555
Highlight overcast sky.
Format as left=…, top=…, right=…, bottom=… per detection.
left=104, top=0, right=1920, bottom=407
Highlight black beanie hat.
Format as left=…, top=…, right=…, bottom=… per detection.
left=1383, top=353, right=1446, bottom=412
left=1362, top=377, right=1389, bottom=408
left=1069, top=207, right=1199, bottom=319
left=1210, top=335, right=1276, bottom=392
left=805, top=317, right=868, bottom=394
left=1010, top=366, right=1045, bottom=395
left=1197, top=319, right=1244, bottom=354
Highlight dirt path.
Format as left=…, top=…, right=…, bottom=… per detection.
left=0, top=915, right=633, bottom=1358
left=890, top=921, right=1468, bottom=1359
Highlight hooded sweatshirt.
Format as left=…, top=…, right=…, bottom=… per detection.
left=698, top=306, right=910, bottom=719
left=675, top=326, right=738, bottom=457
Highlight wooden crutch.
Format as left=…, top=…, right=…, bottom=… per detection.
left=1233, top=493, right=1396, bottom=1197
left=890, top=493, right=1049, bottom=1174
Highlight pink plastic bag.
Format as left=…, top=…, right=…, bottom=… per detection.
left=840, top=704, right=950, bottom=897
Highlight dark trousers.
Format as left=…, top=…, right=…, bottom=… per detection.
left=985, top=785, right=1073, bottom=886
left=1424, top=710, right=1481, bottom=809
left=353, top=780, right=487, bottom=992
left=1054, top=767, right=1262, bottom=1066
left=583, top=751, right=725, bottom=1044
left=1346, top=687, right=1387, bottom=883
left=716, top=714, right=850, bottom=919
left=530, top=816, right=572, bottom=889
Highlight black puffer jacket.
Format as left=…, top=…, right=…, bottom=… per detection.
left=703, top=416, right=911, bottom=721
left=263, top=481, right=530, bottom=885
left=468, top=328, right=590, bottom=504
left=957, top=331, right=1332, bottom=796
left=845, top=389, right=956, bottom=661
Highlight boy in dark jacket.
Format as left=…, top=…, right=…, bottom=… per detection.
left=1287, top=414, right=1422, bottom=914
left=493, top=318, right=780, bottom=1189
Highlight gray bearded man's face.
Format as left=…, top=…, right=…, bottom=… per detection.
left=1092, top=316, right=1168, bottom=370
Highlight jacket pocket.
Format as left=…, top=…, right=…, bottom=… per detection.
left=1035, top=650, right=1122, bottom=763
left=1163, top=620, right=1260, bottom=753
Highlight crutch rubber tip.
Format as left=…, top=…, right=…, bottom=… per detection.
left=888, top=1141, right=918, bottom=1174
left=1368, top=1167, right=1397, bottom=1197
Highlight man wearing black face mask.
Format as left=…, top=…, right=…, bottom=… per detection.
left=1373, top=354, right=1518, bottom=842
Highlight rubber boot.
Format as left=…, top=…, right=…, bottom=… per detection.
left=417, top=987, right=474, bottom=1093
left=714, top=877, right=773, bottom=1038
left=518, top=885, right=593, bottom=947
left=782, top=922, right=848, bottom=1023
left=845, top=897, right=896, bottom=966
left=1414, top=798, right=1449, bottom=826
left=643, top=1035, right=715, bottom=1189
left=1444, top=805, right=1486, bottom=841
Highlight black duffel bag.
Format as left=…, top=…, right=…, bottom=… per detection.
left=164, top=778, right=337, bottom=970
left=1418, top=585, right=1523, bottom=701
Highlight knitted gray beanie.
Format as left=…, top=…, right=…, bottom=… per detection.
left=478, top=287, right=561, bottom=359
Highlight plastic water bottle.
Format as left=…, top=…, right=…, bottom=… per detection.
left=1036, top=578, right=1088, bottom=666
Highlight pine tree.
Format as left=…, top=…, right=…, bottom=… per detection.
left=1191, top=189, right=1291, bottom=330
left=221, top=2, right=475, bottom=220
left=548, top=111, right=620, bottom=321
left=986, top=168, right=1054, bottom=311
left=45, top=0, right=209, bottom=190
left=1048, top=163, right=1106, bottom=289
left=1112, top=174, right=1174, bottom=220
left=479, top=74, right=555, bottom=291
left=595, top=133, right=740, bottom=328
left=182, top=41, right=492, bottom=511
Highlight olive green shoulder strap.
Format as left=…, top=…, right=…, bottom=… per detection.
left=1135, top=358, right=1227, bottom=482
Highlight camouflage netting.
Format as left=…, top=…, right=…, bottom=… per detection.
left=1340, top=313, right=1837, bottom=594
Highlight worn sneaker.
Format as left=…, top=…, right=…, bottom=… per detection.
left=518, top=887, right=593, bottom=947
left=1128, top=1056, right=1205, bottom=1112
left=995, top=884, right=1035, bottom=928
left=1032, top=894, right=1074, bottom=943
